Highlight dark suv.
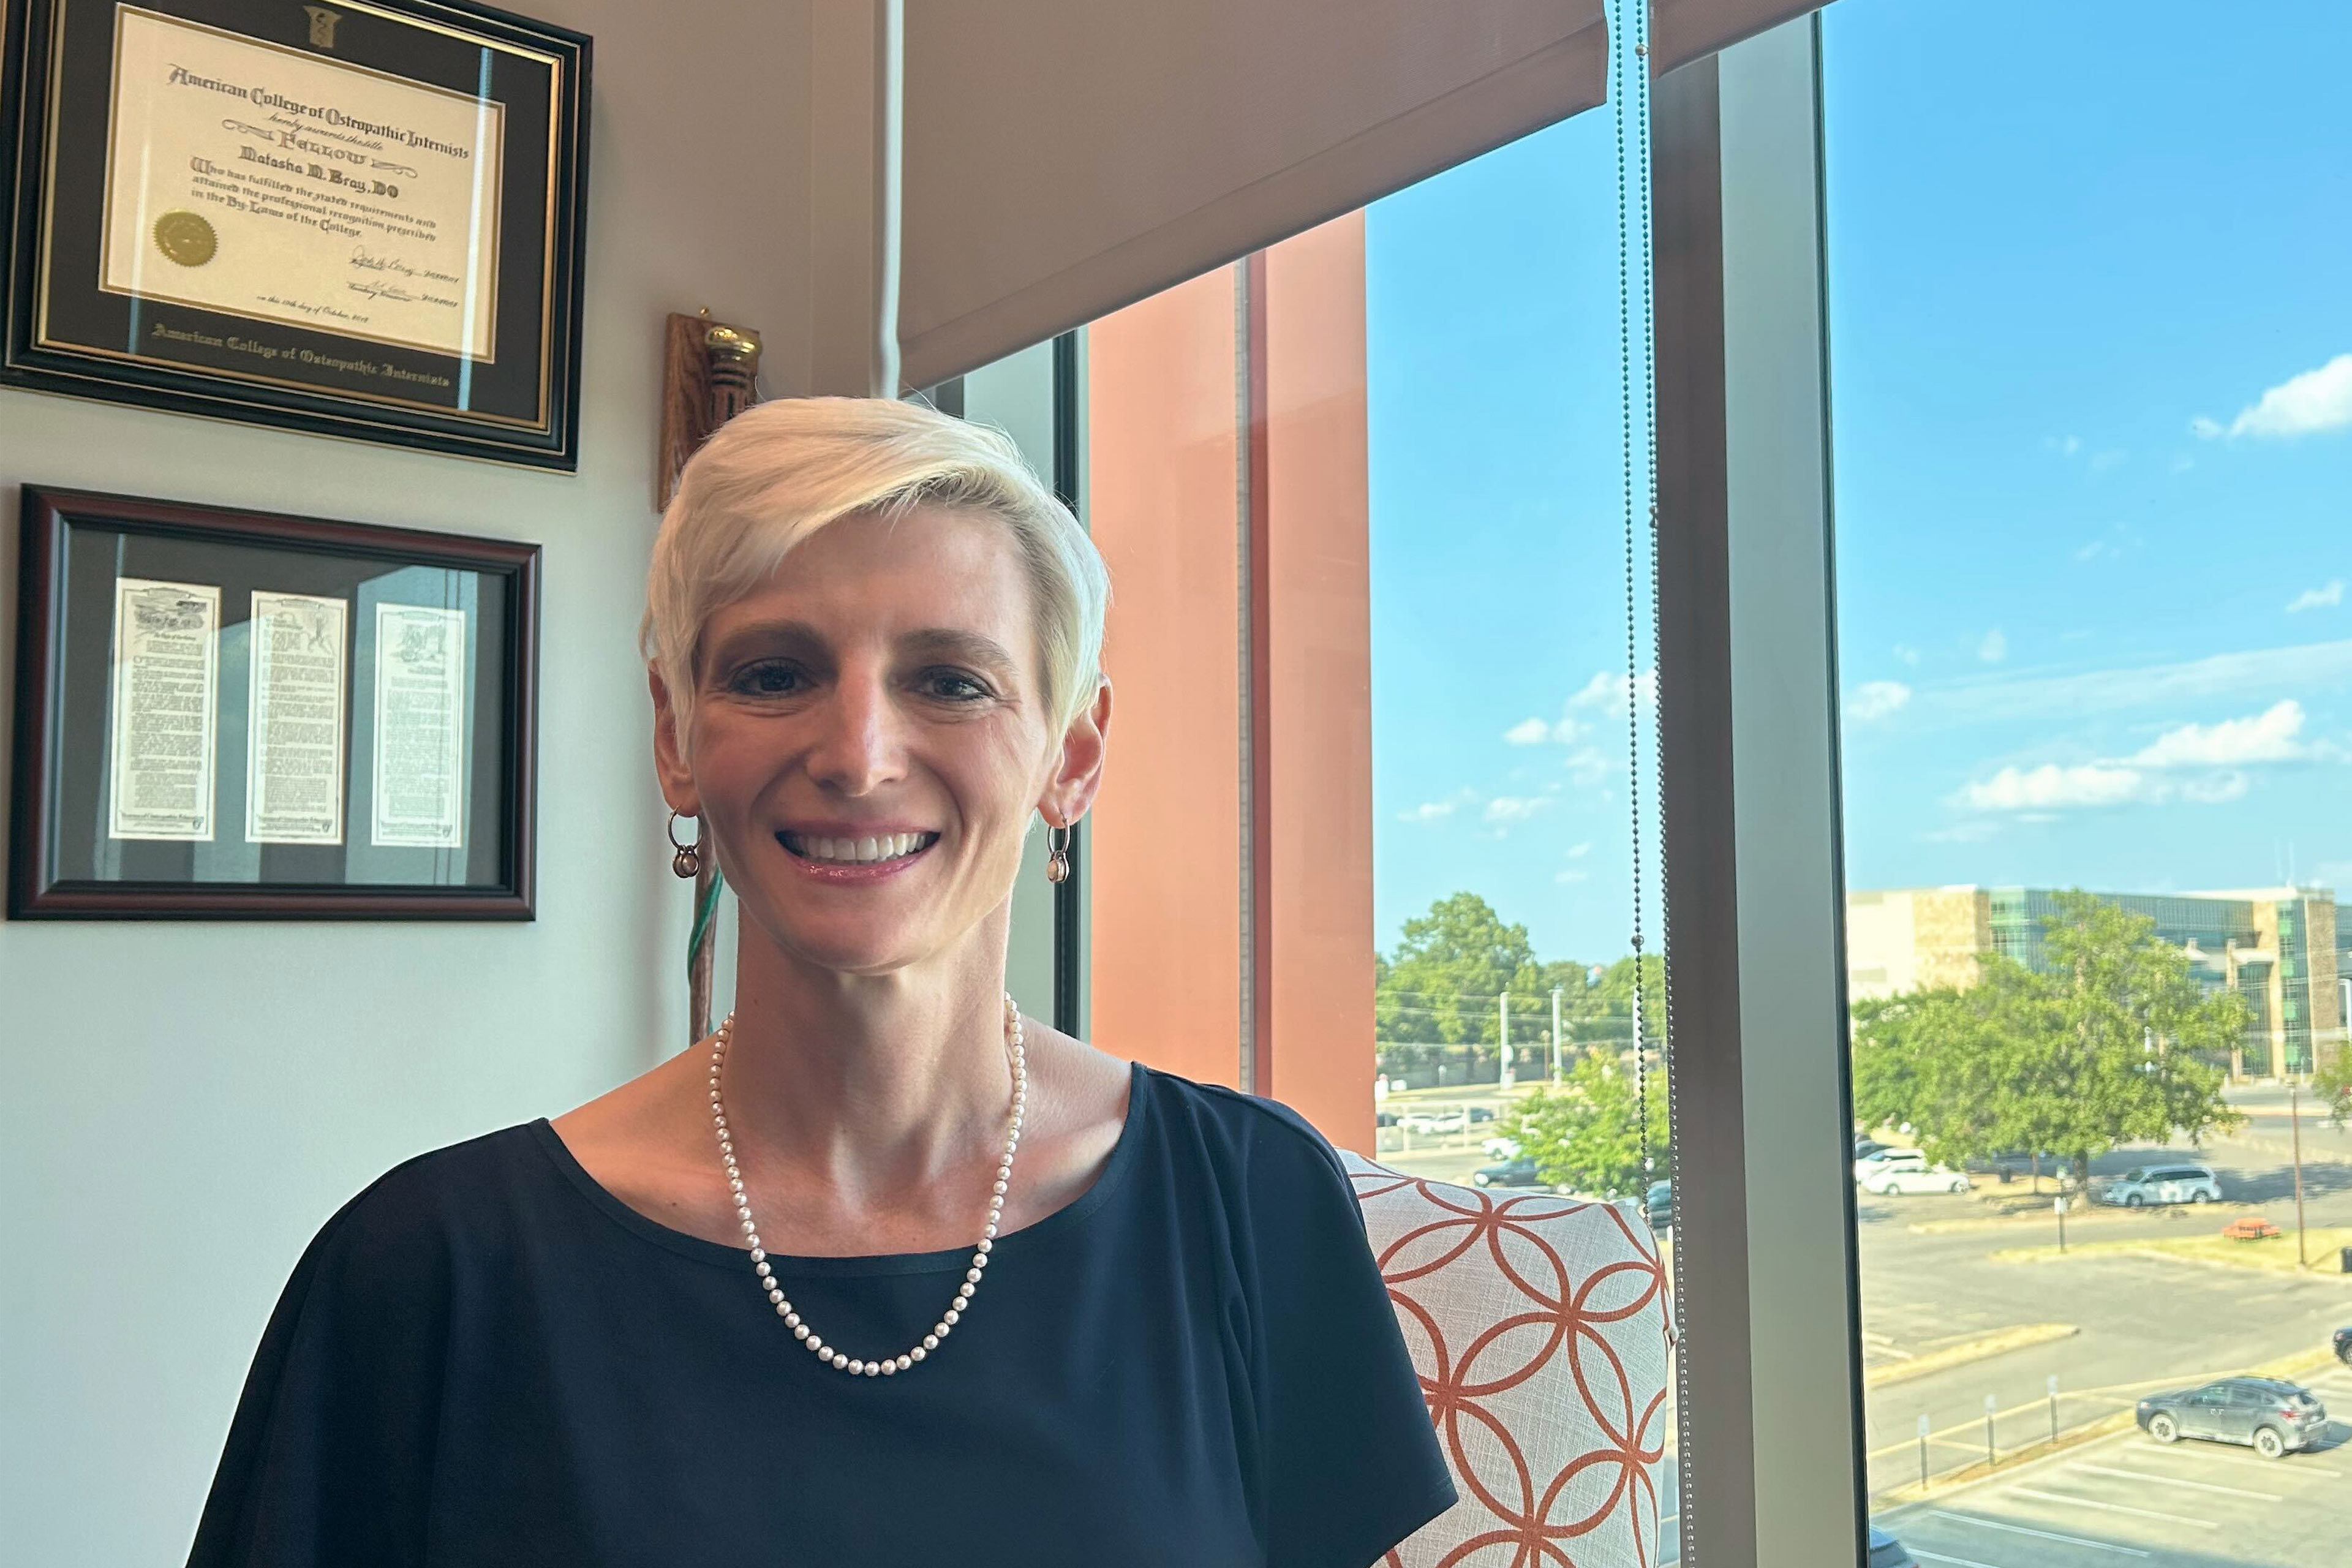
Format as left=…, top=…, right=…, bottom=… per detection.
left=2137, top=1376, right=2329, bottom=1459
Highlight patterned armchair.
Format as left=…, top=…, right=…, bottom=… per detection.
left=1341, top=1153, right=1676, bottom=1568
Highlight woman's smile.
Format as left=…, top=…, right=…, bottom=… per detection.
left=777, top=827, right=943, bottom=883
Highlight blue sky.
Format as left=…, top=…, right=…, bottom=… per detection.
left=1363, top=0, right=2351, bottom=968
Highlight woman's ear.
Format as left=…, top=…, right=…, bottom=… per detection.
left=649, top=665, right=701, bottom=815
left=1038, top=676, right=1113, bottom=826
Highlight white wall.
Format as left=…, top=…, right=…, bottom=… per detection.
left=0, top=4, right=813, bottom=1559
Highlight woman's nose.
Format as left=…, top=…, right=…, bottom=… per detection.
left=802, top=673, right=907, bottom=795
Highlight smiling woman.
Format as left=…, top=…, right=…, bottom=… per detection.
left=184, top=396, right=1455, bottom=1567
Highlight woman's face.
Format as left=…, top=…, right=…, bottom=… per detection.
left=654, top=503, right=1106, bottom=978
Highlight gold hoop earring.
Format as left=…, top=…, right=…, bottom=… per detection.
left=1045, top=821, right=1072, bottom=884
left=668, top=810, right=703, bottom=879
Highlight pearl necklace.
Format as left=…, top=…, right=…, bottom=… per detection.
left=707, top=993, right=1026, bottom=1376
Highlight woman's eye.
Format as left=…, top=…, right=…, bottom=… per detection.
left=923, top=671, right=989, bottom=701
left=729, top=662, right=803, bottom=696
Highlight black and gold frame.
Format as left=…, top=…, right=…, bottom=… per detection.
left=0, top=0, right=590, bottom=467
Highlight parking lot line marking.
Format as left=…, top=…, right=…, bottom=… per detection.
left=1913, top=1551, right=2005, bottom=1568
left=2068, top=1463, right=2282, bottom=1501
left=2004, top=1487, right=2216, bottom=1529
left=2122, top=1444, right=2341, bottom=1479
left=1926, top=1512, right=2150, bottom=1557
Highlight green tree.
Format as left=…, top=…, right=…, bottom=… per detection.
left=2316, top=1047, right=2352, bottom=1129
left=1500, top=1048, right=1670, bottom=1197
left=1850, top=891, right=2246, bottom=1181
left=1375, top=892, right=1551, bottom=1060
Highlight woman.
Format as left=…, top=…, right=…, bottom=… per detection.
left=189, top=398, right=1456, bottom=1566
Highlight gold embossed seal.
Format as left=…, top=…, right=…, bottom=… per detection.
left=153, top=211, right=217, bottom=267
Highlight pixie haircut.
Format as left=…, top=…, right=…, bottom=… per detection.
left=642, top=396, right=1110, bottom=744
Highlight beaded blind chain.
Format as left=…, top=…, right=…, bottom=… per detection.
left=707, top=992, right=1027, bottom=1377
left=1613, top=1, right=1684, bottom=1559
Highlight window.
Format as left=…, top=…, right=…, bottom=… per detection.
left=1828, top=3, right=2351, bottom=1563
left=1047, top=39, right=1681, bottom=1566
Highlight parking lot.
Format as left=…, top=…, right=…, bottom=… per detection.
left=1877, top=1360, right=2352, bottom=1568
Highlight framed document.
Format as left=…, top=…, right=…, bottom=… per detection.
left=9, top=484, right=540, bottom=918
left=0, top=0, right=590, bottom=467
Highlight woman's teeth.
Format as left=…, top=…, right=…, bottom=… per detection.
left=782, top=831, right=935, bottom=864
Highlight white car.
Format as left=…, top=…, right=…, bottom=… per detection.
left=1482, top=1136, right=1521, bottom=1160
left=1861, top=1158, right=1969, bottom=1196
left=1854, top=1147, right=1923, bottom=1183
left=2100, top=1164, right=2222, bottom=1207
left=1399, top=1108, right=1469, bottom=1136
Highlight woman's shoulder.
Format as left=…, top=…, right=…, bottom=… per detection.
left=296, top=1121, right=560, bottom=1287
left=1134, top=1063, right=1356, bottom=1193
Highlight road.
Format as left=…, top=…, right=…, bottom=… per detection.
left=1858, top=1110, right=2352, bottom=1497
left=1376, top=1079, right=2352, bottom=1564
left=1876, top=1373, right=2352, bottom=1568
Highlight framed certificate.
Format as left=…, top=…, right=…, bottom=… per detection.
left=1, top=0, right=589, bottom=467
left=9, top=484, right=540, bottom=918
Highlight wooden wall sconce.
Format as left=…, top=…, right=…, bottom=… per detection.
left=658, top=308, right=764, bottom=1041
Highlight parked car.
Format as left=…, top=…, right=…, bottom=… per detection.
left=1375, top=1110, right=1398, bottom=1128
left=1866, top=1526, right=1920, bottom=1568
left=1853, top=1136, right=1887, bottom=1161
left=2100, top=1164, right=2222, bottom=1207
left=1480, top=1136, right=1521, bottom=1161
left=1400, top=1108, right=1469, bottom=1136
left=1854, top=1147, right=1922, bottom=1183
left=1472, top=1156, right=1544, bottom=1188
left=2333, top=1325, right=2351, bottom=1365
left=2138, top=1376, right=2328, bottom=1458
left=1861, top=1157, right=1970, bottom=1196
left=1645, top=1179, right=1672, bottom=1230
left=1468, top=1105, right=1497, bottom=1124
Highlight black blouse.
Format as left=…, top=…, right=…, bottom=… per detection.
left=187, top=1061, right=1458, bottom=1567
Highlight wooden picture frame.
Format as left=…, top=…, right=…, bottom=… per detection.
left=9, top=484, right=538, bottom=917
left=0, top=0, right=591, bottom=467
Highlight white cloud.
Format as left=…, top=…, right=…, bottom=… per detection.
left=1907, top=638, right=2352, bottom=730
left=1562, top=745, right=1612, bottom=786
left=1923, top=820, right=2002, bottom=844
left=1893, top=644, right=1920, bottom=667
left=2287, top=581, right=2344, bottom=614
left=1978, top=629, right=2008, bottom=663
left=1565, top=668, right=1657, bottom=718
left=2129, top=701, right=2309, bottom=767
left=2046, top=434, right=2082, bottom=456
left=1849, top=680, right=1912, bottom=722
left=1398, top=801, right=1457, bottom=823
left=1502, top=716, right=1552, bottom=746
left=1566, top=841, right=1593, bottom=859
left=2180, top=771, right=2250, bottom=805
left=1957, top=763, right=2143, bottom=812
left=1482, top=796, right=1551, bottom=826
left=2196, top=352, right=2352, bottom=440
left=1555, top=867, right=1590, bottom=884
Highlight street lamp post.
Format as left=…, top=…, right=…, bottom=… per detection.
left=1550, top=986, right=1564, bottom=1082
left=2291, top=1076, right=2309, bottom=1268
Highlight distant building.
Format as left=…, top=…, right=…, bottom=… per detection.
left=1845, top=884, right=2344, bottom=1079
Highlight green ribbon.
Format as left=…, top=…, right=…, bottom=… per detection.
left=688, top=867, right=725, bottom=981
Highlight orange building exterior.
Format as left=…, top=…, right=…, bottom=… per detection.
left=1084, top=216, right=1380, bottom=1154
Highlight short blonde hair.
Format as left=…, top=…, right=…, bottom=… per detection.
left=642, top=396, right=1110, bottom=745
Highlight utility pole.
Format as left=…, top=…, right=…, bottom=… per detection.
left=2291, top=1077, right=2309, bottom=1268
left=1550, top=986, right=1564, bottom=1082
left=1499, top=990, right=1512, bottom=1089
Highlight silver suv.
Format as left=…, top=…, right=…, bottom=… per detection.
left=2100, top=1164, right=2222, bottom=1207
